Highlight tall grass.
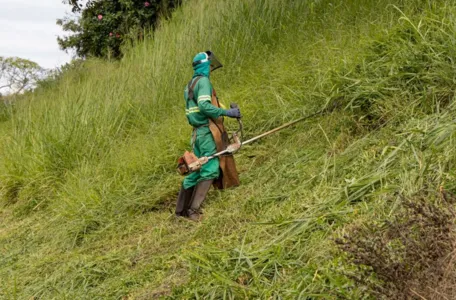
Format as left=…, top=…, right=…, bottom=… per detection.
left=1, top=0, right=456, bottom=298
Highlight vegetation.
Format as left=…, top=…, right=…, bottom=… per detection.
left=337, top=191, right=456, bottom=299
left=1, top=0, right=456, bottom=298
left=0, top=57, right=44, bottom=96
left=58, top=0, right=182, bottom=58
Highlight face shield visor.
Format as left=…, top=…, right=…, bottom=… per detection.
left=192, top=50, right=223, bottom=72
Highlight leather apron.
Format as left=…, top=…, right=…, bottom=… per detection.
left=208, top=88, right=240, bottom=189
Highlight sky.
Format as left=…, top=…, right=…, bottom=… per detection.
left=0, top=0, right=74, bottom=69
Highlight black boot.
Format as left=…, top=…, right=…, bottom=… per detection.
left=187, top=180, right=213, bottom=222
left=175, top=185, right=194, bottom=217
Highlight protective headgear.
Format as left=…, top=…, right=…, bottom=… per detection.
left=192, top=51, right=223, bottom=72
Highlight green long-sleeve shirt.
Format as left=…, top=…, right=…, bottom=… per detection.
left=184, top=76, right=226, bottom=129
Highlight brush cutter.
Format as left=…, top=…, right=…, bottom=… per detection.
left=177, top=105, right=324, bottom=176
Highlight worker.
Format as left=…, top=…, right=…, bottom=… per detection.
left=175, top=51, right=241, bottom=221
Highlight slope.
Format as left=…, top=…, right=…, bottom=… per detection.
left=1, top=0, right=456, bottom=298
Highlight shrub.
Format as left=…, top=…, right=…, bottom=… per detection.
left=58, top=0, right=182, bottom=58
left=337, top=190, right=456, bottom=299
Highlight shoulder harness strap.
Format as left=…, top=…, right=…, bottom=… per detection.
left=187, top=76, right=203, bottom=103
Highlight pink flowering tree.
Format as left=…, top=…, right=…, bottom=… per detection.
left=58, top=0, right=182, bottom=58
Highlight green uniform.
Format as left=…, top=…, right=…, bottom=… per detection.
left=183, top=76, right=226, bottom=189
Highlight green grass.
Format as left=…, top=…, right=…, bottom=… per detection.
left=1, top=0, right=456, bottom=298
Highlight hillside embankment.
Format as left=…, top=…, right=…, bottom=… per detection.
left=1, top=0, right=456, bottom=298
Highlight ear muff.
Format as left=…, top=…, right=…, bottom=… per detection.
left=192, top=52, right=209, bottom=67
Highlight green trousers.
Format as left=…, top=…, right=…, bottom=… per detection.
left=183, top=128, right=220, bottom=189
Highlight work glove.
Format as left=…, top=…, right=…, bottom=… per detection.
left=225, top=107, right=241, bottom=118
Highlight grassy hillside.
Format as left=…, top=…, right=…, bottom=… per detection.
left=1, top=0, right=456, bottom=298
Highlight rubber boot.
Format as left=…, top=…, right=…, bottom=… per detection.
left=187, top=180, right=213, bottom=222
left=175, top=185, right=195, bottom=217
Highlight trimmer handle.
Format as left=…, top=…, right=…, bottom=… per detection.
left=230, top=102, right=241, bottom=119
left=229, top=102, right=243, bottom=145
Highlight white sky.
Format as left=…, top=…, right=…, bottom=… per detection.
left=0, top=0, right=73, bottom=69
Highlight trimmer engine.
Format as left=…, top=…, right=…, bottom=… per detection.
left=177, top=151, right=208, bottom=176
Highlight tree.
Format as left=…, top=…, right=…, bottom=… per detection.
left=0, top=57, right=44, bottom=95
left=58, top=0, right=182, bottom=59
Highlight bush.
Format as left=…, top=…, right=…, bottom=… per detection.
left=337, top=190, right=456, bottom=299
left=58, top=0, right=182, bottom=58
